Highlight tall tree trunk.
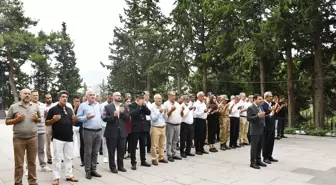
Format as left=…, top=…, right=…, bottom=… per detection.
left=313, top=36, right=324, bottom=129
left=286, top=47, right=295, bottom=128
left=259, top=58, right=265, bottom=95
left=202, top=66, right=207, bottom=94
left=177, top=70, right=182, bottom=95
left=6, top=47, right=19, bottom=103
left=146, top=73, right=151, bottom=95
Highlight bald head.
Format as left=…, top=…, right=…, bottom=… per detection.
left=20, top=89, right=31, bottom=103
left=113, top=92, right=122, bottom=102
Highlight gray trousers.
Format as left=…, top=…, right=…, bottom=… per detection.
left=25, top=134, right=46, bottom=169
left=166, top=123, right=181, bottom=157
left=83, top=129, right=102, bottom=172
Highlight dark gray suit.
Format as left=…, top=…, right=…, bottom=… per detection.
left=103, top=103, right=130, bottom=169
left=247, top=104, right=265, bottom=162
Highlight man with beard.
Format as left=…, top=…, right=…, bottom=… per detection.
left=44, top=93, right=54, bottom=164
left=129, top=92, right=151, bottom=170
left=46, top=90, right=79, bottom=185
left=103, top=92, right=129, bottom=173
left=6, top=88, right=41, bottom=185
left=77, top=89, right=103, bottom=179
left=247, top=94, right=267, bottom=169
left=100, top=92, right=113, bottom=163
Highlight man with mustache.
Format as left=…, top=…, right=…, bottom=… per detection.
left=6, top=88, right=41, bottom=185
left=46, top=90, right=79, bottom=185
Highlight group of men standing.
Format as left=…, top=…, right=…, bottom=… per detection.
left=5, top=88, right=287, bottom=185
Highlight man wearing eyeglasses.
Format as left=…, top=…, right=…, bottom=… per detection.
left=261, top=91, right=278, bottom=164
left=46, top=90, right=78, bottom=185
left=77, top=89, right=103, bottom=179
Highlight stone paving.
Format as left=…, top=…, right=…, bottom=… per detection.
left=0, top=119, right=335, bottom=185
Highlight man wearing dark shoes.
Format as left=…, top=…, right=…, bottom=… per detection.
left=129, top=92, right=152, bottom=170
left=261, top=92, right=279, bottom=164
left=247, top=94, right=267, bottom=169
left=103, top=92, right=129, bottom=173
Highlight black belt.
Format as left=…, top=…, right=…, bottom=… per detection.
left=84, top=128, right=102, bottom=132
left=240, top=116, right=247, bottom=118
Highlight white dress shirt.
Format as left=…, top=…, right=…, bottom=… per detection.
left=163, top=100, right=182, bottom=124
left=193, top=100, right=207, bottom=119
left=100, top=101, right=108, bottom=127
left=229, top=102, right=240, bottom=118
left=181, top=102, right=194, bottom=124
left=145, top=101, right=152, bottom=121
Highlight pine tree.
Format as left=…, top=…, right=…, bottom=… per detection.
left=53, top=22, right=82, bottom=99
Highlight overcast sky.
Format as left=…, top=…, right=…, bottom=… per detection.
left=22, top=0, right=174, bottom=87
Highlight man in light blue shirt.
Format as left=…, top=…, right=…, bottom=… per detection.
left=149, top=94, right=168, bottom=165
left=77, top=89, right=103, bottom=179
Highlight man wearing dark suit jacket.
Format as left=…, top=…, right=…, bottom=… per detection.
left=261, top=91, right=278, bottom=164
left=128, top=92, right=152, bottom=170
left=247, top=94, right=267, bottom=169
left=103, top=92, right=129, bottom=173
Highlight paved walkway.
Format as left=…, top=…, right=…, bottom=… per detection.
left=0, top=119, right=335, bottom=185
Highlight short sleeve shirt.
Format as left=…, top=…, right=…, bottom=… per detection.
left=46, top=104, right=74, bottom=142
left=6, top=102, right=40, bottom=138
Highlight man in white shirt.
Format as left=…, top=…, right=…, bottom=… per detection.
left=229, top=95, right=242, bottom=148
left=144, top=91, right=152, bottom=153
left=180, top=95, right=196, bottom=158
left=193, top=91, right=209, bottom=155
left=238, top=92, right=250, bottom=146
left=163, top=91, right=183, bottom=162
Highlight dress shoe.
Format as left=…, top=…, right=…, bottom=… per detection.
left=220, top=145, right=226, bottom=151
left=168, top=156, right=174, bottom=162
left=195, top=151, right=203, bottom=155
left=131, top=164, right=137, bottom=170
left=66, top=177, right=78, bottom=182
left=269, top=157, right=278, bottom=162
left=224, top=144, right=231, bottom=150
left=263, top=159, right=271, bottom=164
left=173, top=156, right=182, bottom=160
left=213, top=148, right=218, bottom=152
left=47, top=159, right=52, bottom=164
left=275, top=136, right=281, bottom=140
left=141, top=162, right=151, bottom=167
left=118, top=167, right=127, bottom=172
left=80, top=162, right=84, bottom=167
left=91, top=171, right=102, bottom=177
left=159, top=159, right=168, bottom=163
left=230, top=145, right=236, bottom=149
left=281, top=135, right=288, bottom=138
left=256, top=160, right=267, bottom=167
left=234, top=145, right=241, bottom=148
left=152, top=160, right=158, bottom=166
left=181, top=153, right=187, bottom=158
left=202, top=150, right=209, bottom=154
left=86, top=172, right=92, bottom=179
left=250, top=162, right=261, bottom=169
left=110, top=168, right=118, bottom=173
left=186, top=153, right=195, bottom=156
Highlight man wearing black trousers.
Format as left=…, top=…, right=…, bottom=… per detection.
left=144, top=91, right=152, bottom=153
left=103, top=92, right=129, bottom=173
left=247, top=94, right=267, bottom=169
left=129, top=92, right=151, bottom=170
left=261, top=91, right=278, bottom=164
left=276, top=96, right=288, bottom=139
left=229, top=96, right=242, bottom=148
left=193, top=91, right=209, bottom=155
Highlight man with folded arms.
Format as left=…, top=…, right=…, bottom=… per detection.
left=46, top=90, right=78, bottom=185
left=6, top=88, right=41, bottom=185
left=77, top=89, right=103, bottom=179
left=164, top=91, right=184, bottom=162
left=150, top=94, right=169, bottom=165
left=247, top=94, right=267, bottom=169
left=103, top=92, right=129, bottom=173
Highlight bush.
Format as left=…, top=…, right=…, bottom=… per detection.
left=284, top=127, right=296, bottom=134
left=306, top=129, right=330, bottom=136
